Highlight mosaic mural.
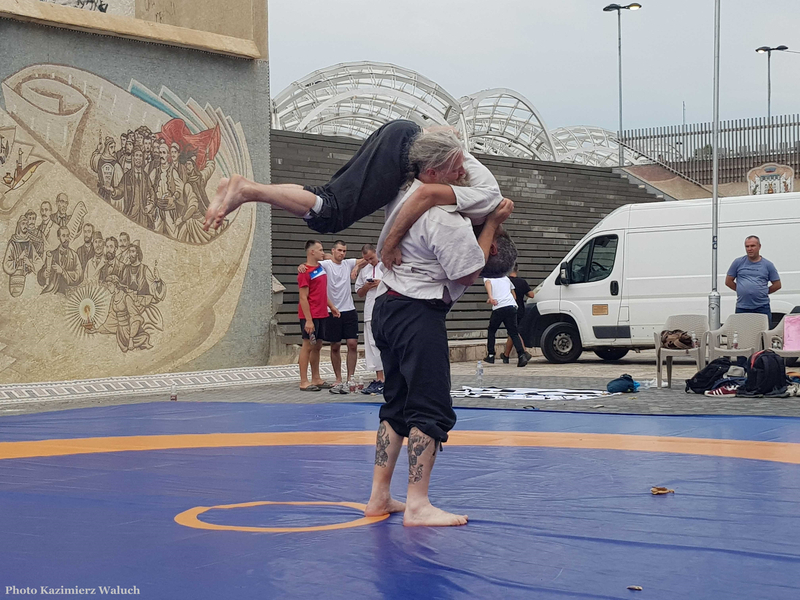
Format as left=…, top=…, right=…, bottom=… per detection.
left=0, top=64, right=257, bottom=383
left=38, top=0, right=135, bottom=18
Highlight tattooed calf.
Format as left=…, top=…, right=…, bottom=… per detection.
left=408, top=431, right=432, bottom=484
left=375, top=422, right=390, bottom=467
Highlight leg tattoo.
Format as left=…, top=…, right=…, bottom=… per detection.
left=375, top=422, right=390, bottom=467
left=408, top=431, right=432, bottom=484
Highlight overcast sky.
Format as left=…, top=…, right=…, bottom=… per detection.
left=268, top=0, right=799, bottom=131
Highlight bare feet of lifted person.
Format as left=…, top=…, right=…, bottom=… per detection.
left=203, top=176, right=249, bottom=231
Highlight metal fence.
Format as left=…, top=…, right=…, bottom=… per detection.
left=622, top=114, right=800, bottom=185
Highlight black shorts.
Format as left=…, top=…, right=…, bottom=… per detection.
left=299, top=318, right=325, bottom=341
left=322, top=309, right=359, bottom=342
left=303, top=119, right=421, bottom=233
left=372, top=293, right=456, bottom=444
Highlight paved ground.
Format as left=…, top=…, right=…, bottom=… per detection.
left=4, top=349, right=799, bottom=418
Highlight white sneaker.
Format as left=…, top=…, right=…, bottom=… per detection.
left=329, top=382, right=349, bottom=394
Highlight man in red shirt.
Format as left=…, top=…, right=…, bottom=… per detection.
left=298, top=240, right=340, bottom=391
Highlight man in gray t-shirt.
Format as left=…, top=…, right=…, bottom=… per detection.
left=725, top=235, right=781, bottom=324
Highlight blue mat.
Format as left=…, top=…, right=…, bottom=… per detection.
left=1, top=402, right=798, bottom=599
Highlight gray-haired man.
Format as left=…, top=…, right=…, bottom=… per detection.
left=364, top=184, right=515, bottom=526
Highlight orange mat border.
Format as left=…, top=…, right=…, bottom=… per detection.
left=0, top=431, right=798, bottom=464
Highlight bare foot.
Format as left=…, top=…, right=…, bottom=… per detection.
left=203, top=175, right=248, bottom=231
left=364, top=496, right=406, bottom=517
left=403, top=503, right=468, bottom=527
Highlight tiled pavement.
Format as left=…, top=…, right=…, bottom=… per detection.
left=2, top=351, right=799, bottom=417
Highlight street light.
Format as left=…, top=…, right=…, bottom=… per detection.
left=603, top=3, right=642, bottom=167
left=755, top=45, right=789, bottom=120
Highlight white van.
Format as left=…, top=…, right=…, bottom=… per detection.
left=526, top=192, right=800, bottom=363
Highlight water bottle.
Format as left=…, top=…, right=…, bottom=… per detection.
left=772, top=337, right=781, bottom=350
left=357, top=375, right=364, bottom=391
left=732, top=331, right=739, bottom=349
left=476, top=360, right=484, bottom=386
left=170, top=383, right=178, bottom=401
left=691, top=331, right=697, bottom=348
left=348, top=379, right=357, bottom=393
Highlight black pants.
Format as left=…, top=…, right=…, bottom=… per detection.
left=487, top=305, right=524, bottom=355
left=303, top=119, right=421, bottom=233
left=372, top=293, right=456, bottom=443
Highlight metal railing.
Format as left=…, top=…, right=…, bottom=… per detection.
left=622, top=114, right=800, bottom=185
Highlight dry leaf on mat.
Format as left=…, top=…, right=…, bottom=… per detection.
left=627, top=585, right=643, bottom=591
left=651, top=486, right=675, bottom=495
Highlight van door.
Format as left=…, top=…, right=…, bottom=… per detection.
left=559, top=233, right=625, bottom=345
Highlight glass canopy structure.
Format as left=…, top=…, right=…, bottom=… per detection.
left=272, top=61, right=645, bottom=167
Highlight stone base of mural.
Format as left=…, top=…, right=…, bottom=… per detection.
left=0, top=360, right=370, bottom=404
left=1, top=64, right=257, bottom=383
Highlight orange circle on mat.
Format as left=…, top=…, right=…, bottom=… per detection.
left=174, top=500, right=389, bottom=533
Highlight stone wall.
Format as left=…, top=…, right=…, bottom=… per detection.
left=0, top=18, right=271, bottom=383
left=270, top=130, right=661, bottom=350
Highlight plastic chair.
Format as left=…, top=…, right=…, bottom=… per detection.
left=761, top=317, right=800, bottom=365
left=654, top=314, right=709, bottom=389
left=707, top=313, right=769, bottom=363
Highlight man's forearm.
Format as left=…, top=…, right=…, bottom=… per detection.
left=299, top=295, right=312, bottom=321
left=476, top=222, right=500, bottom=262
left=351, top=259, right=366, bottom=280
left=384, top=184, right=456, bottom=249
left=769, top=281, right=782, bottom=294
left=456, top=221, right=501, bottom=287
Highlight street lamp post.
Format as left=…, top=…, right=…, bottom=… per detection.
left=755, top=45, right=788, bottom=120
left=603, top=3, right=641, bottom=167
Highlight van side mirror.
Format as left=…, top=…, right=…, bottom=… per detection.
left=559, top=262, right=570, bottom=285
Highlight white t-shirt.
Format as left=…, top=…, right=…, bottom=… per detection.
left=485, top=276, right=516, bottom=310
left=320, top=258, right=357, bottom=313
left=377, top=180, right=486, bottom=303
left=355, top=262, right=385, bottom=321
left=451, top=152, right=503, bottom=224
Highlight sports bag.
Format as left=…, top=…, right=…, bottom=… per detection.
left=737, top=350, right=789, bottom=397
left=607, top=374, right=637, bottom=393
left=685, top=357, right=731, bottom=394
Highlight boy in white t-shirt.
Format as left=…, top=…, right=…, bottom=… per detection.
left=484, top=276, right=529, bottom=367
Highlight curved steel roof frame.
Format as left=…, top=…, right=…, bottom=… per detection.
left=272, top=61, right=465, bottom=139
left=460, top=88, right=557, bottom=161
left=273, top=62, right=636, bottom=166
left=550, top=126, right=644, bottom=167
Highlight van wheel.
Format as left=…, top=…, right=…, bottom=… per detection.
left=593, top=347, right=629, bottom=361
left=541, top=322, right=583, bottom=363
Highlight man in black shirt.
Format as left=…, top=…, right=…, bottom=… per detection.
left=501, top=265, right=535, bottom=363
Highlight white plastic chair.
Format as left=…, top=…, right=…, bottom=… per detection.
left=707, top=313, right=769, bottom=363
left=761, top=317, right=800, bottom=365
left=654, top=314, right=709, bottom=389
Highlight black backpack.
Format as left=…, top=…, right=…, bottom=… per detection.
left=737, top=350, right=789, bottom=397
left=685, top=357, right=731, bottom=394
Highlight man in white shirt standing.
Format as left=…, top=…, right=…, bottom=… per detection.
left=363, top=128, right=516, bottom=527
left=317, top=240, right=360, bottom=394
left=354, top=243, right=385, bottom=395
left=484, top=276, right=529, bottom=367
